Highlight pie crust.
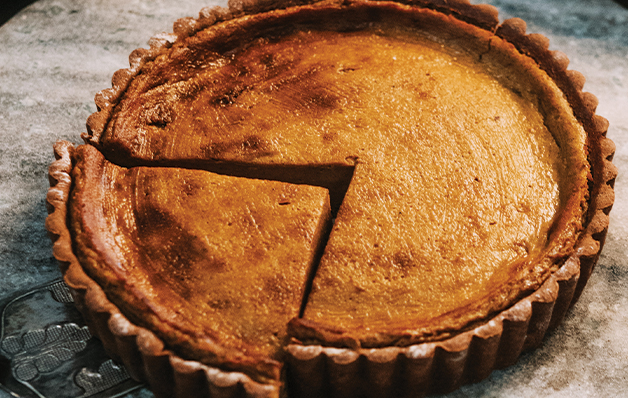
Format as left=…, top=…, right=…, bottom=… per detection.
left=45, top=0, right=617, bottom=397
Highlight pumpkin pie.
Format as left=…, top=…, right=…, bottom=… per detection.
left=46, top=0, right=616, bottom=397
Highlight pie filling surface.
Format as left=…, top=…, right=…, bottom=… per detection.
left=73, top=1, right=589, bottom=385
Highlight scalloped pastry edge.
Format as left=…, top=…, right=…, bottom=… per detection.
left=46, top=0, right=616, bottom=397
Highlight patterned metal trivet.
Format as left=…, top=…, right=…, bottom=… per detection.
left=0, top=279, right=143, bottom=397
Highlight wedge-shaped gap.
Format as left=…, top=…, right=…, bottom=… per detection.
left=105, top=156, right=356, bottom=218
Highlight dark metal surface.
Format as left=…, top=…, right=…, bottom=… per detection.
left=0, top=279, right=143, bottom=398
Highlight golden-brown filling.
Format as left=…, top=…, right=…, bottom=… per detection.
left=79, top=0, right=589, bottom=379
left=102, top=25, right=586, bottom=341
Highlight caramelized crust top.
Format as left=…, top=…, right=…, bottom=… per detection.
left=92, top=2, right=588, bottom=348
left=71, top=0, right=592, bottom=382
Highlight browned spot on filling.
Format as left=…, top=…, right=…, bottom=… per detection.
left=143, top=102, right=173, bottom=128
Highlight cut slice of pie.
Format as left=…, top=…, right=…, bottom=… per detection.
left=68, top=144, right=331, bottom=385
left=45, top=0, right=616, bottom=397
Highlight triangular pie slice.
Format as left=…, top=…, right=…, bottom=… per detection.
left=69, top=144, right=331, bottom=384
